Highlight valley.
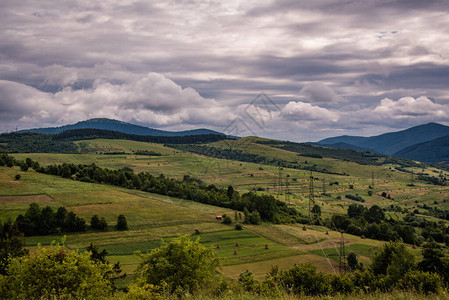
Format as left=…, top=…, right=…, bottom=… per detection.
left=2, top=135, right=448, bottom=291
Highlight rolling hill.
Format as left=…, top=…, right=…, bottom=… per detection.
left=393, top=134, right=449, bottom=163
left=19, top=118, right=224, bottom=137
left=317, top=122, right=449, bottom=156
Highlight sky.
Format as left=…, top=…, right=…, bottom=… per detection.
left=1, top=0, right=449, bottom=142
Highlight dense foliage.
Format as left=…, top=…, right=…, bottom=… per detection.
left=55, top=128, right=229, bottom=144
left=136, top=235, right=221, bottom=294
left=0, top=244, right=113, bottom=299
left=0, top=132, right=78, bottom=153
left=0, top=130, right=229, bottom=153
left=326, top=203, right=449, bottom=246
left=0, top=219, right=28, bottom=275
left=15, top=203, right=87, bottom=236
left=238, top=241, right=444, bottom=297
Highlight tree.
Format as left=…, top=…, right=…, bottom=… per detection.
left=248, top=210, right=262, bottom=225
left=347, top=204, right=367, bottom=219
left=222, top=214, right=232, bottom=225
left=0, top=219, right=28, bottom=275
left=418, top=240, right=447, bottom=275
left=86, top=243, right=124, bottom=288
left=117, top=214, right=128, bottom=231
left=137, top=235, right=221, bottom=294
left=347, top=252, right=362, bottom=271
left=0, top=244, right=113, bottom=299
left=311, top=204, right=321, bottom=223
left=370, top=241, right=416, bottom=286
left=20, top=163, right=28, bottom=172
left=227, top=185, right=234, bottom=200
left=63, top=211, right=87, bottom=232
left=365, top=205, right=385, bottom=223
left=91, top=215, right=108, bottom=231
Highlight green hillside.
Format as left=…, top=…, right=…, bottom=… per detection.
left=394, top=135, right=449, bottom=164
left=2, top=136, right=449, bottom=291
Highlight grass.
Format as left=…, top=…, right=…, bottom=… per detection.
left=3, top=136, right=449, bottom=283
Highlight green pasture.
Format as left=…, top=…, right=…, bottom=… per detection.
left=3, top=136, right=449, bottom=282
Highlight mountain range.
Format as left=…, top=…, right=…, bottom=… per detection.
left=17, top=118, right=449, bottom=165
left=19, top=118, right=223, bottom=137
left=317, top=122, right=449, bottom=164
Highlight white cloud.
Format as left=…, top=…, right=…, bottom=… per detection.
left=0, top=73, right=233, bottom=131
left=373, top=96, right=449, bottom=119
left=281, top=101, right=339, bottom=122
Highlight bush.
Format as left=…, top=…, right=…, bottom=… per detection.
left=398, top=271, right=442, bottom=294
left=235, top=223, right=243, bottom=230
left=0, top=244, right=112, bottom=299
left=91, top=215, right=108, bottom=231
left=222, top=215, right=232, bottom=225
left=14, top=174, right=20, bottom=181
left=136, top=235, right=221, bottom=294
left=117, top=214, right=128, bottom=231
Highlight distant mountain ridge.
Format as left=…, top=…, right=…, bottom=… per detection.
left=19, top=118, right=224, bottom=137
left=393, top=135, right=449, bottom=163
left=317, top=123, right=449, bottom=156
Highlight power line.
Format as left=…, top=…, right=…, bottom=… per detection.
left=308, top=171, right=315, bottom=224
left=339, top=231, right=347, bottom=273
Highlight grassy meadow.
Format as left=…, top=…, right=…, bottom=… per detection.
left=3, top=137, right=449, bottom=284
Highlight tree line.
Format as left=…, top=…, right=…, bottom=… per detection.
left=14, top=202, right=129, bottom=236
left=327, top=203, right=449, bottom=247
left=0, top=129, right=230, bottom=153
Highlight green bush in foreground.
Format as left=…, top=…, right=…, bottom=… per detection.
left=136, top=235, right=221, bottom=295
left=0, top=244, right=113, bottom=299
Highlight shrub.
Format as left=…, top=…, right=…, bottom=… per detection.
left=398, top=271, right=442, bottom=294
left=14, top=174, right=20, bottom=180
left=117, top=214, right=128, bottom=231
left=235, top=223, right=243, bottom=230
left=222, top=215, right=232, bottom=225
left=136, top=235, right=221, bottom=294
left=0, top=244, right=112, bottom=299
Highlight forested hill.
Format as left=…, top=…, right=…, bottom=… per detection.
left=0, top=129, right=229, bottom=153
left=317, top=122, right=449, bottom=155
left=19, top=118, right=223, bottom=137
left=393, top=135, right=449, bottom=163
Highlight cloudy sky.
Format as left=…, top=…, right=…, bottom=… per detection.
left=1, top=0, right=449, bottom=141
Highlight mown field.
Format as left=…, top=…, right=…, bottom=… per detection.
left=0, top=163, right=385, bottom=283
left=12, top=138, right=449, bottom=219
left=3, top=137, right=449, bottom=285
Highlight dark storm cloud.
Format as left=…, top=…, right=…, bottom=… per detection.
left=1, top=0, right=449, bottom=139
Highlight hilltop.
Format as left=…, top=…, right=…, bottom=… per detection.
left=18, top=118, right=223, bottom=137
left=317, top=122, right=449, bottom=156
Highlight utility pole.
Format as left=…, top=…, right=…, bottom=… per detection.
left=308, top=172, right=315, bottom=224
left=371, top=171, right=375, bottom=187
left=339, top=231, right=347, bottom=273
left=277, top=167, right=283, bottom=198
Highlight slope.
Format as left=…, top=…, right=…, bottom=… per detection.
left=19, top=118, right=223, bottom=137
left=393, top=135, right=449, bottom=163
left=318, top=122, right=449, bottom=155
